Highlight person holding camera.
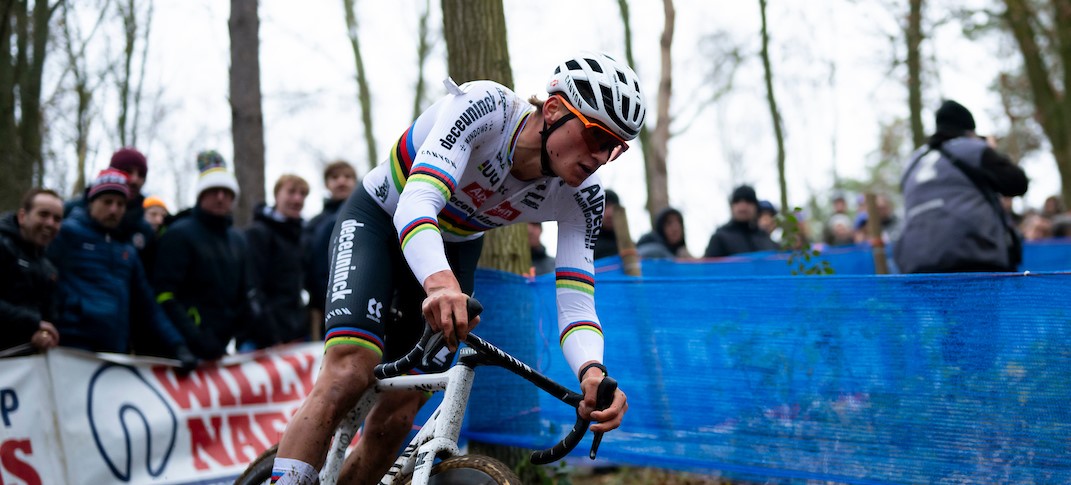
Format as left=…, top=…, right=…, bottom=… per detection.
left=895, top=99, right=1028, bottom=273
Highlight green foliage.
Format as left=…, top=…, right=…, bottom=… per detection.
left=780, top=208, right=834, bottom=276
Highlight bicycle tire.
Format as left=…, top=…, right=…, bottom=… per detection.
left=233, top=444, right=277, bottom=485
left=397, top=455, right=521, bottom=485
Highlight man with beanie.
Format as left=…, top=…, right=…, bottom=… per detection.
left=47, top=170, right=197, bottom=369
left=0, top=188, right=63, bottom=354
left=703, top=184, right=778, bottom=257
left=66, top=148, right=156, bottom=254
left=153, top=150, right=255, bottom=360
left=895, top=100, right=1028, bottom=273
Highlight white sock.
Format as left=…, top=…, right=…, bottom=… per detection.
left=271, top=457, right=319, bottom=485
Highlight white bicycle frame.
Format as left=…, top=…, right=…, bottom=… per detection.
left=319, top=349, right=478, bottom=485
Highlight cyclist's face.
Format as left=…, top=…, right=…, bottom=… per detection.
left=545, top=97, right=625, bottom=187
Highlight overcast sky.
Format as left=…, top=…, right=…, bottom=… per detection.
left=64, top=0, right=1059, bottom=254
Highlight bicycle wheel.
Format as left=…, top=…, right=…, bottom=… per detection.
left=397, top=455, right=521, bottom=485
left=233, top=444, right=277, bottom=485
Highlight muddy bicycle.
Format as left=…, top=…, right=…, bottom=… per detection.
left=235, top=299, right=617, bottom=484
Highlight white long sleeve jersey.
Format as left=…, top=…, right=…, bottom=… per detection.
left=360, top=80, right=607, bottom=375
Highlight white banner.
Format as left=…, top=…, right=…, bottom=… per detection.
left=0, top=354, right=66, bottom=485
left=36, top=343, right=321, bottom=484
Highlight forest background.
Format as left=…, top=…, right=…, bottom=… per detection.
left=1, top=0, right=1066, bottom=255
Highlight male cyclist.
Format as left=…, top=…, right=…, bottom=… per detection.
left=271, top=52, right=646, bottom=484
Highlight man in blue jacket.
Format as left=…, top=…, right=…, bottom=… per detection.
left=48, top=169, right=196, bottom=369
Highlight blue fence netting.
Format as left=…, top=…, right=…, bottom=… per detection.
left=462, top=241, right=1071, bottom=484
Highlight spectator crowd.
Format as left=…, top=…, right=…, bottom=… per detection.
left=4, top=100, right=1069, bottom=364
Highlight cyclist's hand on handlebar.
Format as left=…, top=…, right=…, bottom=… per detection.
left=422, top=270, right=480, bottom=352
left=578, top=363, right=628, bottom=433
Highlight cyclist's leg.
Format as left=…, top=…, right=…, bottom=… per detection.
left=341, top=236, right=484, bottom=483
left=272, top=188, right=397, bottom=484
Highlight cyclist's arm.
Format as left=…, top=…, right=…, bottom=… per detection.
left=392, top=83, right=500, bottom=346
left=392, top=85, right=494, bottom=285
left=552, top=180, right=606, bottom=377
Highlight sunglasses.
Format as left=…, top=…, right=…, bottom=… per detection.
left=554, top=95, right=629, bottom=161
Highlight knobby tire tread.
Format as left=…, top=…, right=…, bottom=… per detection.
left=398, top=454, right=521, bottom=485
left=233, top=444, right=278, bottom=485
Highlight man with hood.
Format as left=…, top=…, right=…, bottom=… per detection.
left=637, top=207, right=690, bottom=259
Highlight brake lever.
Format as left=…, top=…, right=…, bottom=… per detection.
left=588, top=376, right=617, bottom=459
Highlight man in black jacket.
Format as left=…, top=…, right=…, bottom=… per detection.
left=243, top=174, right=310, bottom=350
left=153, top=151, right=254, bottom=360
left=704, top=185, right=778, bottom=258
left=0, top=189, right=63, bottom=354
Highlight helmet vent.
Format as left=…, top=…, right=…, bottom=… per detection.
left=565, top=60, right=582, bottom=71
left=616, top=70, right=627, bottom=83
left=575, top=80, right=598, bottom=108
left=584, top=58, right=604, bottom=73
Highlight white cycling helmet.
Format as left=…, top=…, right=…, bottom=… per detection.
left=546, top=52, right=646, bottom=141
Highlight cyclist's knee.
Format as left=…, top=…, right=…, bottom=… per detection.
left=310, top=346, right=378, bottom=416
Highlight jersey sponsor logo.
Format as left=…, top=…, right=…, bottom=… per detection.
left=438, top=90, right=497, bottom=150
left=366, top=298, right=383, bottom=323
left=462, top=182, right=494, bottom=209
left=374, top=176, right=390, bottom=202
left=463, top=122, right=491, bottom=145
left=324, top=307, right=352, bottom=323
left=477, top=159, right=501, bottom=186
left=420, top=149, right=457, bottom=169
left=572, top=184, right=605, bottom=250
left=330, top=219, right=365, bottom=303
left=520, top=183, right=548, bottom=210
left=487, top=201, right=521, bottom=221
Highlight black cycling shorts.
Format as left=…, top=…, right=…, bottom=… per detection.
left=322, top=187, right=483, bottom=373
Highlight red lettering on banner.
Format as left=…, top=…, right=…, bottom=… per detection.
left=225, top=365, right=268, bottom=405
left=0, top=439, right=41, bottom=485
left=187, top=412, right=289, bottom=471
left=254, top=411, right=289, bottom=446
left=281, top=353, right=316, bottom=395
left=259, top=357, right=300, bottom=402
left=202, top=367, right=238, bottom=406
left=228, top=414, right=267, bottom=464
left=188, top=416, right=234, bottom=469
left=153, top=366, right=213, bottom=408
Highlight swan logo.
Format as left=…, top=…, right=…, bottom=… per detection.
left=87, top=363, right=178, bottom=482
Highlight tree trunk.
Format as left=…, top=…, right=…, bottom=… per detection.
left=411, top=0, right=432, bottom=120
left=441, top=0, right=526, bottom=275
left=759, top=0, right=789, bottom=213
left=906, top=0, right=925, bottom=148
left=118, top=0, right=135, bottom=146
left=342, top=0, right=378, bottom=172
left=643, top=0, right=673, bottom=224
left=229, top=0, right=266, bottom=228
left=0, top=0, right=54, bottom=211
left=441, top=0, right=534, bottom=478
left=1002, top=0, right=1071, bottom=205
left=0, top=2, right=24, bottom=211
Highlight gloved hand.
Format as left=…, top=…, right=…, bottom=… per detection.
left=174, top=345, right=200, bottom=375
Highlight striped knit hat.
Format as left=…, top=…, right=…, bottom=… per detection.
left=195, top=150, right=240, bottom=200
left=88, top=168, right=131, bottom=201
